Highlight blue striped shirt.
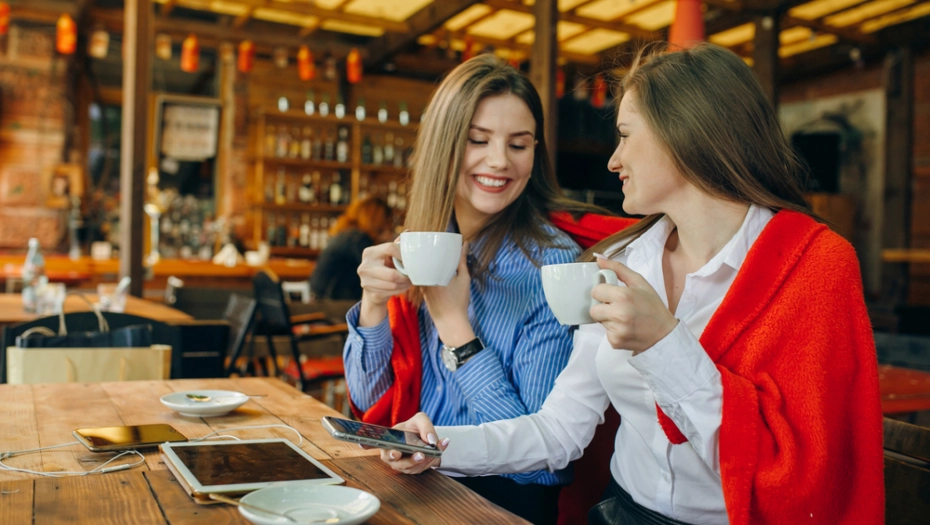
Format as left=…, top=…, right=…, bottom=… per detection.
left=344, top=223, right=579, bottom=486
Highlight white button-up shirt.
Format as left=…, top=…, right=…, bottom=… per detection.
left=437, top=205, right=774, bottom=525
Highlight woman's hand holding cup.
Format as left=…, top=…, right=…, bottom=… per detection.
left=358, top=241, right=413, bottom=327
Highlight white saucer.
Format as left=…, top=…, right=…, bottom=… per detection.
left=160, top=390, right=250, bottom=417
left=239, top=483, right=380, bottom=525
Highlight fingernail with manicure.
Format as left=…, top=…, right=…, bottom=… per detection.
left=440, top=438, right=450, bottom=448
left=427, top=433, right=437, bottom=446
left=594, top=252, right=607, bottom=259
left=413, top=453, right=424, bottom=462
left=390, top=452, right=398, bottom=460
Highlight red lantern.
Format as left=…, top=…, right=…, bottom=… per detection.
left=56, top=14, right=77, bottom=55
left=0, top=3, right=10, bottom=37
left=180, top=34, right=199, bottom=73
left=237, top=40, right=254, bottom=73
left=297, top=45, right=316, bottom=81
left=556, top=67, right=565, bottom=99
left=668, top=0, right=705, bottom=50
left=346, top=48, right=362, bottom=84
left=591, top=74, right=607, bottom=109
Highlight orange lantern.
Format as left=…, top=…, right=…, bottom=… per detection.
left=668, top=0, right=705, bottom=50
left=180, top=34, right=199, bottom=73
left=556, top=67, right=565, bottom=99
left=56, top=14, right=77, bottom=55
left=346, top=48, right=362, bottom=84
left=237, top=40, right=255, bottom=73
left=297, top=45, right=316, bottom=81
left=0, top=3, right=10, bottom=37
left=591, top=74, right=607, bottom=109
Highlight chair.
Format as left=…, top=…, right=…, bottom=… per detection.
left=1, top=311, right=182, bottom=383
left=222, top=293, right=258, bottom=377
left=883, top=417, right=930, bottom=524
left=281, top=280, right=311, bottom=304
left=252, top=270, right=349, bottom=394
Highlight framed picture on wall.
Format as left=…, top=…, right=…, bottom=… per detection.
left=152, top=94, right=222, bottom=200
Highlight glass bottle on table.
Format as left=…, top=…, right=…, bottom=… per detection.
left=21, top=238, right=46, bottom=313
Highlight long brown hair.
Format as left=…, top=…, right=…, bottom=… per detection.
left=585, top=43, right=812, bottom=260
left=405, top=54, right=603, bottom=297
left=330, top=196, right=390, bottom=241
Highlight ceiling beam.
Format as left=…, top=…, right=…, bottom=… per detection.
left=365, top=0, right=484, bottom=67
left=482, top=0, right=656, bottom=40
left=445, top=29, right=600, bottom=64
left=784, top=15, right=875, bottom=44
left=161, top=0, right=177, bottom=16
left=232, top=8, right=254, bottom=29
left=229, top=0, right=409, bottom=33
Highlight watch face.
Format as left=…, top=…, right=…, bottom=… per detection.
left=441, top=346, right=458, bottom=371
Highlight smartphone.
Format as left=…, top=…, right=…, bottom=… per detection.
left=74, top=423, right=188, bottom=452
left=321, top=416, right=442, bottom=458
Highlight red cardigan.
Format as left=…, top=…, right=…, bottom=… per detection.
left=349, top=210, right=884, bottom=524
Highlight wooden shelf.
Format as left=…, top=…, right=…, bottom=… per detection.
left=261, top=157, right=352, bottom=170
left=270, top=247, right=322, bottom=257
left=359, top=164, right=410, bottom=175
left=258, top=203, right=348, bottom=213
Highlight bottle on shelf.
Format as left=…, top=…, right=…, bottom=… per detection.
left=267, top=213, right=277, bottom=246
left=359, top=175, right=370, bottom=199
left=277, top=96, right=289, bottom=113
left=299, top=173, right=314, bottom=204
left=399, top=102, right=410, bottom=126
left=309, top=216, right=321, bottom=250
left=288, top=126, right=301, bottom=158
left=372, top=134, right=384, bottom=165
left=355, top=98, right=366, bottom=121
left=276, top=214, right=288, bottom=247
left=319, top=93, right=330, bottom=117
left=387, top=180, right=398, bottom=209
left=275, top=168, right=287, bottom=205
left=329, top=173, right=343, bottom=205
left=312, top=129, right=323, bottom=161
left=275, top=126, right=289, bottom=158
left=396, top=183, right=407, bottom=210
left=319, top=217, right=331, bottom=249
left=21, top=238, right=46, bottom=313
left=311, top=171, right=322, bottom=203
left=264, top=178, right=274, bottom=203
left=361, top=134, right=373, bottom=165
left=323, top=128, right=335, bottom=161
left=304, top=90, right=316, bottom=116
left=265, top=125, right=277, bottom=157
left=393, top=136, right=405, bottom=168
left=384, top=132, right=395, bottom=164
left=336, top=126, right=349, bottom=163
left=378, top=101, right=388, bottom=123
left=289, top=215, right=300, bottom=247
left=335, top=93, right=346, bottom=119
left=286, top=176, right=297, bottom=203
left=299, top=214, right=310, bottom=247
left=300, top=127, right=312, bottom=160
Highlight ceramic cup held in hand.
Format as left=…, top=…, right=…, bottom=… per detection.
left=392, top=232, right=463, bottom=286
left=541, top=262, right=620, bottom=325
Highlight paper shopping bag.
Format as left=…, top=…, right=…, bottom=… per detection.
left=6, top=344, right=172, bottom=384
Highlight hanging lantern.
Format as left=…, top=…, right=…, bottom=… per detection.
left=180, top=34, right=199, bottom=73
left=237, top=40, right=255, bottom=73
left=0, top=3, right=10, bottom=37
left=88, top=27, right=110, bottom=59
left=591, top=74, right=607, bottom=109
left=346, top=48, right=362, bottom=84
left=556, top=67, right=565, bottom=99
left=297, top=45, right=316, bottom=81
left=668, top=0, right=705, bottom=50
left=155, top=34, right=172, bottom=60
left=273, top=46, right=289, bottom=69
left=56, top=14, right=77, bottom=55
left=461, top=35, right=475, bottom=62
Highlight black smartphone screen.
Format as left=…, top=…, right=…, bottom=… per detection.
left=333, top=419, right=414, bottom=445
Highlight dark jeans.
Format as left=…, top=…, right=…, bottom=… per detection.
left=455, top=475, right=562, bottom=525
left=589, top=478, right=695, bottom=525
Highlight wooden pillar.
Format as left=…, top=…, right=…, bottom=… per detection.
left=882, top=48, right=914, bottom=304
left=530, top=0, right=558, bottom=166
left=751, top=13, right=780, bottom=108
left=119, top=0, right=152, bottom=297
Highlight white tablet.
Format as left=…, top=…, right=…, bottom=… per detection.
left=160, top=438, right=345, bottom=502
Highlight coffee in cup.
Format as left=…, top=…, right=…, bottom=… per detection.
left=541, top=262, right=619, bottom=325
left=393, top=232, right=463, bottom=286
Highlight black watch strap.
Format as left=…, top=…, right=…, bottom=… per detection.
left=452, top=338, right=484, bottom=365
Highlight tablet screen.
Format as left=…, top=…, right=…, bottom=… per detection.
left=161, top=439, right=344, bottom=496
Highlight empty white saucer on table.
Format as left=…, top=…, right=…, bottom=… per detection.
left=238, top=483, right=380, bottom=525
left=160, top=390, right=250, bottom=417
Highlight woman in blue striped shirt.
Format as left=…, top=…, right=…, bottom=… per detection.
left=343, top=55, right=603, bottom=524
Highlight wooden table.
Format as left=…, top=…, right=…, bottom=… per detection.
left=0, top=377, right=527, bottom=524
left=0, top=293, right=193, bottom=326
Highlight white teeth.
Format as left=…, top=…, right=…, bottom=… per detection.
left=475, top=175, right=507, bottom=187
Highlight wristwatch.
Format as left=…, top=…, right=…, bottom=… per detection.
left=440, top=338, right=484, bottom=372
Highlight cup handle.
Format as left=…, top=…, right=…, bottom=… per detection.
left=591, top=269, right=620, bottom=309
left=392, top=256, right=409, bottom=277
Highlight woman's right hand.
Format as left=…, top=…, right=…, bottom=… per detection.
left=380, top=412, right=450, bottom=475
left=358, top=241, right=412, bottom=326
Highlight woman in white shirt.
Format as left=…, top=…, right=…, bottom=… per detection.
left=376, top=43, right=884, bottom=525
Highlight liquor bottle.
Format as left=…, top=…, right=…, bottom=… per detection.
left=264, top=178, right=274, bottom=203
left=304, top=90, right=316, bottom=116
left=277, top=214, right=288, bottom=248
left=288, top=126, right=301, bottom=158
left=378, top=101, right=388, bottom=123
left=274, top=168, right=287, bottom=205
left=336, top=126, right=349, bottom=163
left=286, top=177, right=297, bottom=203
left=299, top=173, right=314, bottom=203
left=384, top=132, right=395, bottom=164
left=393, top=136, right=405, bottom=168
left=361, top=134, right=373, bottom=164
left=323, top=128, right=335, bottom=161
left=399, top=102, right=410, bottom=126
left=355, top=98, right=366, bottom=121
left=289, top=215, right=300, bottom=247
left=396, top=183, right=407, bottom=210
left=275, top=126, right=289, bottom=158
left=300, top=127, right=312, bottom=160
left=387, top=180, right=398, bottom=208
left=335, top=93, right=346, bottom=119
left=299, top=214, right=310, bottom=247
left=309, top=216, right=321, bottom=250
left=266, top=213, right=277, bottom=246
left=312, top=129, right=323, bottom=161
left=319, top=93, right=330, bottom=117
left=311, top=171, right=322, bottom=203
left=372, top=134, right=384, bottom=165
left=265, top=125, right=277, bottom=157
left=358, top=175, right=370, bottom=199
left=277, top=96, right=289, bottom=112
left=21, top=238, right=46, bottom=313
left=329, top=173, right=343, bottom=205
left=320, top=217, right=331, bottom=249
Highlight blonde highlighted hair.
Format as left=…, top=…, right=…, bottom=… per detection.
left=584, top=43, right=813, bottom=260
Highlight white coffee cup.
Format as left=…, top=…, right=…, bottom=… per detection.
left=392, top=232, right=463, bottom=286
left=541, top=262, right=620, bottom=325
